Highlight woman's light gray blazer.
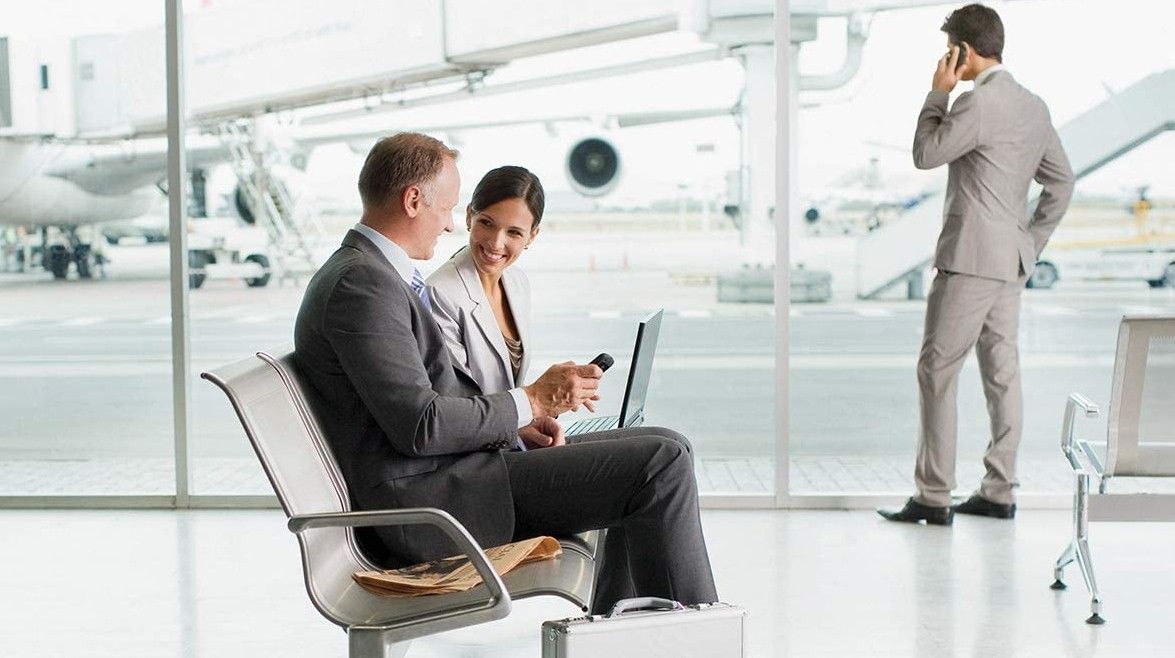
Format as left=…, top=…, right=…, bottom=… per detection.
left=427, top=246, right=532, bottom=394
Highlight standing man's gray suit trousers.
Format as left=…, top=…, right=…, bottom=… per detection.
left=502, top=426, right=717, bottom=614
left=915, top=270, right=1028, bottom=508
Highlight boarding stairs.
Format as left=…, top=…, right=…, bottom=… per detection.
left=217, top=120, right=322, bottom=284
left=856, top=68, right=1175, bottom=299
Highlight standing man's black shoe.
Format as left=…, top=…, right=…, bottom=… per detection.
left=952, top=494, right=1016, bottom=519
left=877, top=498, right=953, bottom=526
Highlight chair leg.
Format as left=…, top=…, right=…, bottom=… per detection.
left=1073, top=473, right=1105, bottom=625
left=1051, top=469, right=1085, bottom=591
left=1076, top=538, right=1104, bottom=625
left=348, top=628, right=412, bottom=658
left=1051, top=540, right=1076, bottom=590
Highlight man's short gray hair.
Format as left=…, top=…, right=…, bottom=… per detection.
left=357, top=132, right=459, bottom=211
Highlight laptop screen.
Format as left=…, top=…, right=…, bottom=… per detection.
left=619, top=309, right=663, bottom=428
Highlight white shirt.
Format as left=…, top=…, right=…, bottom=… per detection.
left=975, top=63, right=1005, bottom=87
left=351, top=223, right=533, bottom=429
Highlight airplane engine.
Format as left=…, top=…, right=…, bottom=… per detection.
left=565, top=136, right=622, bottom=197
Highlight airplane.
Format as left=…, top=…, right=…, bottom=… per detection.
left=0, top=133, right=247, bottom=280
left=801, top=156, right=933, bottom=234
left=1, top=104, right=743, bottom=284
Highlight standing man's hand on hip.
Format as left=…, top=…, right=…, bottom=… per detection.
left=933, top=44, right=964, bottom=93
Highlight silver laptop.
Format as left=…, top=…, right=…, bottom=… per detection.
left=566, top=309, right=663, bottom=436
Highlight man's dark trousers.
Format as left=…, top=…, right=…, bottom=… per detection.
left=503, top=426, right=716, bottom=614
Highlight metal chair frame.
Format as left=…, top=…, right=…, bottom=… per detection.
left=1051, top=316, right=1175, bottom=625
left=203, top=349, right=597, bottom=657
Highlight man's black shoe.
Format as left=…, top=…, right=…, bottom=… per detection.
left=952, top=494, right=1016, bottom=519
left=877, top=498, right=953, bottom=526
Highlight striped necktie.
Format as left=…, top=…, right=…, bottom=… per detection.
left=410, top=268, right=432, bottom=312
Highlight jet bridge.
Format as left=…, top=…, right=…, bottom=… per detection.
left=855, top=68, right=1175, bottom=300
left=70, top=0, right=680, bottom=136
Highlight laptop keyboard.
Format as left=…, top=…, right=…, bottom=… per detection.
left=566, top=415, right=620, bottom=435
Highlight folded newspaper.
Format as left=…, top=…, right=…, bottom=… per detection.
left=353, top=536, right=562, bottom=596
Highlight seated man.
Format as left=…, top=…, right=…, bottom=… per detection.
left=294, top=132, right=717, bottom=613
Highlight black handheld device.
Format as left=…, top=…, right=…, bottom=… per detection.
left=955, top=43, right=968, bottom=70
left=589, top=353, right=615, bottom=372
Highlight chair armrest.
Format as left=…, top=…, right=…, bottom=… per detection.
left=287, top=507, right=510, bottom=621
left=1079, top=441, right=1105, bottom=478
left=1061, top=393, right=1100, bottom=474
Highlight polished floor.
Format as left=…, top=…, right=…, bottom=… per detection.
left=2, top=508, right=1173, bottom=657
left=16, top=456, right=1175, bottom=497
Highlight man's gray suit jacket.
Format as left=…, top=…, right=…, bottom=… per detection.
left=294, top=230, right=521, bottom=565
left=913, top=70, right=1075, bottom=281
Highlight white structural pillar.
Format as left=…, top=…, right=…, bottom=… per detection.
left=774, top=0, right=791, bottom=502
left=737, top=43, right=776, bottom=265
left=165, top=0, right=192, bottom=505
left=788, top=41, right=801, bottom=264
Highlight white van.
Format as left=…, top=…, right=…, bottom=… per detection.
left=1029, top=244, right=1175, bottom=289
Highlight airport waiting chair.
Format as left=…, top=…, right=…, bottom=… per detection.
left=1050, top=316, right=1175, bottom=625
left=202, top=349, right=599, bottom=658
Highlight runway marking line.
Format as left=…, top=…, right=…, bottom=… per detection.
left=59, top=317, right=104, bottom=326
left=1122, top=305, right=1172, bottom=315
left=7, top=303, right=1168, bottom=328
left=854, top=308, right=894, bottom=317
left=237, top=315, right=277, bottom=324
left=1031, top=305, right=1080, bottom=316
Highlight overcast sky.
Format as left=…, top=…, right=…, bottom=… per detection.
left=3, top=0, right=1171, bottom=206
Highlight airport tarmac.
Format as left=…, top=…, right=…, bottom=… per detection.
left=2, top=237, right=1174, bottom=496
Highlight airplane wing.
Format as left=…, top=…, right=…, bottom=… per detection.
left=6, top=103, right=735, bottom=196
left=0, top=131, right=56, bottom=142
left=28, top=137, right=230, bottom=195
left=293, top=106, right=738, bottom=154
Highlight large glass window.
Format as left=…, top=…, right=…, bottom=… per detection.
left=787, top=3, right=1175, bottom=497
left=181, top=0, right=776, bottom=497
left=6, top=0, right=1174, bottom=509
left=1, top=0, right=779, bottom=503
left=0, top=1, right=173, bottom=497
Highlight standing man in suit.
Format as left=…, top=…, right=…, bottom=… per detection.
left=880, top=4, right=1075, bottom=526
left=294, top=132, right=717, bottom=613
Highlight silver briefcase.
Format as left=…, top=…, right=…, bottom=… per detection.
left=542, top=597, right=746, bottom=657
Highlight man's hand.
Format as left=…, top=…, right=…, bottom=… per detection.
left=523, top=361, right=602, bottom=418
left=518, top=416, right=566, bottom=449
left=932, top=45, right=962, bottom=94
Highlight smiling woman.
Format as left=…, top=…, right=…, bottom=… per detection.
left=427, top=166, right=544, bottom=394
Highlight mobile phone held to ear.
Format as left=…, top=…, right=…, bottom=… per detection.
left=955, top=43, right=968, bottom=71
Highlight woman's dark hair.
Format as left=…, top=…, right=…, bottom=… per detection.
left=468, top=166, right=545, bottom=228
left=941, top=3, right=1004, bottom=63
